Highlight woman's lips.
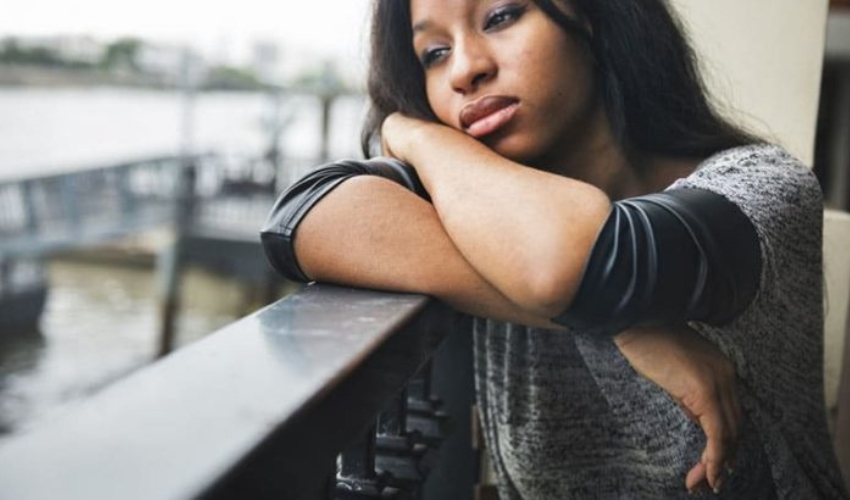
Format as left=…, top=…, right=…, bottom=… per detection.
left=459, top=96, right=519, bottom=138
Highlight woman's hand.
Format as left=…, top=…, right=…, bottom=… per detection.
left=378, top=111, right=611, bottom=318
left=614, top=324, right=741, bottom=495
left=380, top=112, right=438, bottom=164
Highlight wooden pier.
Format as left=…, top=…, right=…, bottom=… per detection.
left=0, top=151, right=322, bottom=339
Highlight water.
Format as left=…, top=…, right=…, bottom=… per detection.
left=0, top=259, right=254, bottom=439
left=0, top=87, right=361, bottom=441
left=0, top=87, right=367, bottom=179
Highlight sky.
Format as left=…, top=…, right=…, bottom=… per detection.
left=0, top=0, right=374, bottom=82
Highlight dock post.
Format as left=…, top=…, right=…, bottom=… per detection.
left=156, top=160, right=195, bottom=357
left=157, top=49, right=199, bottom=357
left=319, top=92, right=334, bottom=163
left=156, top=238, right=180, bottom=357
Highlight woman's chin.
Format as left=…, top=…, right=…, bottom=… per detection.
left=486, top=136, right=544, bottom=165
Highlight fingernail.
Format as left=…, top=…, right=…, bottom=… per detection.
left=713, top=477, right=724, bottom=494
left=689, top=484, right=707, bottom=497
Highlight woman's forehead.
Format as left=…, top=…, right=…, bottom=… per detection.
left=409, top=0, right=576, bottom=28
left=410, top=0, right=482, bottom=26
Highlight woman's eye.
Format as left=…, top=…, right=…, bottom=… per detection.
left=421, top=47, right=450, bottom=68
left=484, top=4, right=526, bottom=31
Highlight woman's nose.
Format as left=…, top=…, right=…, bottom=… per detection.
left=449, top=37, right=497, bottom=94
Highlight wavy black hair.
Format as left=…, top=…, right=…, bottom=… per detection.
left=361, top=0, right=759, bottom=162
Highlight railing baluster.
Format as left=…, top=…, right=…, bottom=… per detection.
left=406, top=361, right=450, bottom=449
left=118, top=164, right=137, bottom=227
left=60, top=175, right=80, bottom=235
left=376, top=389, right=427, bottom=498
left=21, top=180, right=37, bottom=235
left=378, top=390, right=408, bottom=439
left=336, top=424, right=407, bottom=499
left=339, top=425, right=376, bottom=479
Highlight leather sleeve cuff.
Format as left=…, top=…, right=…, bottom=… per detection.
left=552, top=188, right=762, bottom=337
left=260, top=157, right=429, bottom=282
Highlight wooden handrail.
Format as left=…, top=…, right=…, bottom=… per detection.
left=0, top=284, right=460, bottom=500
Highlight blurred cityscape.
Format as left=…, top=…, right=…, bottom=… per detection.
left=0, top=34, right=350, bottom=90
left=0, top=25, right=367, bottom=441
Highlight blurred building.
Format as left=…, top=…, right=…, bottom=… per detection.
left=251, top=40, right=283, bottom=85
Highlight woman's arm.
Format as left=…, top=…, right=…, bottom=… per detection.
left=293, top=174, right=559, bottom=328
left=263, top=118, right=745, bottom=494
left=376, top=116, right=745, bottom=494
left=382, top=115, right=761, bottom=334
left=615, top=325, right=740, bottom=494
left=381, top=114, right=612, bottom=318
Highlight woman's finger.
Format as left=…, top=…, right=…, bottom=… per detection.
left=697, top=403, right=730, bottom=493
left=686, top=461, right=707, bottom=493
left=716, top=364, right=741, bottom=475
left=728, top=373, right=743, bottom=438
left=614, top=324, right=742, bottom=494
left=720, top=377, right=741, bottom=453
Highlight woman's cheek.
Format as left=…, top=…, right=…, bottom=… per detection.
left=426, top=91, right=456, bottom=129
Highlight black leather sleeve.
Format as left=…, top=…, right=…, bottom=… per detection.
left=552, top=188, right=762, bottom=336
left=260, top=157, right=429, bottom=283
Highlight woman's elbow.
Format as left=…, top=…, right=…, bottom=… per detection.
left=516, top=201, right=610, bottom=317
left=516, top=265, right=582, bottom=318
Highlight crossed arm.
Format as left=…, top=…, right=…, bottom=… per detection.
left=295, top=174, right=556, bottom=326
left=263, top=115, right=751, bottom=493
left=295, top=116, right=610, bottom=325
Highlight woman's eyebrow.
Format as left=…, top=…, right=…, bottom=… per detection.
left=411, top=19, right=432, bottom=34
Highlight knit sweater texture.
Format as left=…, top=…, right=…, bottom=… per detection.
left=473, top=144, right=850, bottom=499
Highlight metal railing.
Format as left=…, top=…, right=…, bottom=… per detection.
left=0, top=155, right=189, bottom=258
left=0, top=284, right=475, bottom=499
left=0, top=153, right=296, bottom=259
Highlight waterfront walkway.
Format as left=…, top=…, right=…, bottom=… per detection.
left=0, top=152, right=314, bottom=337
left=0, top=153, right=287, bottom=260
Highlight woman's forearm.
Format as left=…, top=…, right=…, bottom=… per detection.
left=388, top=120, right=611, bottom=318
left=294, top=175, right=558, bottom=327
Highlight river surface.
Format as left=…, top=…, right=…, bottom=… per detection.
left=0, top=259, right=258, bottom=440
left=0, top=87, right=362, bottom=441
left=0, top=87, right=366, bottom=179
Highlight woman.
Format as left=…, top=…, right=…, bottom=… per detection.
left=262, top=0, right=849, bottom=497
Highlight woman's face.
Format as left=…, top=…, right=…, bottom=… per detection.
left=410, top=0, right=606, bottom=168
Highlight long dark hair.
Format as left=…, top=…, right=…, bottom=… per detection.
left=361, top=0, right=759, bottom=161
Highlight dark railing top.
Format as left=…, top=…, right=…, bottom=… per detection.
left=0, top=284, right=456, bottom=500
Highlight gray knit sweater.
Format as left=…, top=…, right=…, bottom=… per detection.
left=473, top=144, right=849, bottom=499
